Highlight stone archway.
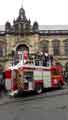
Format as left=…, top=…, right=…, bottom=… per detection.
left=65, top=62, right=68, bottom=71
left=16, top=44, right=29, bottom=52
left=15, top=44, right=29, bottom=62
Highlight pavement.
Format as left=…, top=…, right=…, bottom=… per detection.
left=0, top=84, right=68, bottom=106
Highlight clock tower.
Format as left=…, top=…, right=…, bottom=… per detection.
left=13, top=3, right=31, bottom=33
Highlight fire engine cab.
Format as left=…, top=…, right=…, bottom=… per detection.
left=4, top=52, right=64, bottom=96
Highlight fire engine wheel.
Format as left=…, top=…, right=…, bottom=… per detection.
left=36, top=85, right=43, bottom=94
left=57, top=82, right=62, bottom=89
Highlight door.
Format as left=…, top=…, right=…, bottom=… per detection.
left=43, top=70, right=51, bottom=88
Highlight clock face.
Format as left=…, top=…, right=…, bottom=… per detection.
left=20, top=9, right=23, bottom=14
left=21, top=15, right=23, bottom=19
left=20, top=9, right=24, bottom=19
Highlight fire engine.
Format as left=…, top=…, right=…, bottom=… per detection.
left=4, top=52, right=64, bottom=96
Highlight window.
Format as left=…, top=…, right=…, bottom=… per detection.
left=0, top=47, right=3, bottom=57
left=64, top=40, right=68, bottom=56
left=52, top=40, right=60, bottom=56
left=39, top=40, right=49, bottom=53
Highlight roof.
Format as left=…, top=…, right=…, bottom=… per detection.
left=0, top=25, right=5, bottom=31
left=1, top=25, right=68, bottom=31
left=1, top=25, right=68, bottom=35
left=39, top=25, right=68, bottom=30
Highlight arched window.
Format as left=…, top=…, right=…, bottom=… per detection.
left=16, top=44, right=29, bottom=53
left=64, top=40, right=68, bottom=56
left=52, top=40, right=60, bottom=56
left=39, top=40, right=49, bottom=53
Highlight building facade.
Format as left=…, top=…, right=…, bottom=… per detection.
left=0, top=6, right=68, bottom=70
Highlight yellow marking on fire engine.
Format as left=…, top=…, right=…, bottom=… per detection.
left=16, top=70, right=24, bottom=89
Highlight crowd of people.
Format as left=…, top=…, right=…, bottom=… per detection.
left=34, top=52, right=53, bottom=67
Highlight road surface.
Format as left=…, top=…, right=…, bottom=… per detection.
left=0, top=89, right=68, bottom=120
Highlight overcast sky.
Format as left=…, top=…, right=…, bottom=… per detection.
left=0, top=0, right=68, bottom=25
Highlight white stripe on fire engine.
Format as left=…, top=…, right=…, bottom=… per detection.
left=34, top=74, right=51, bottom=80
left=5, top=79, right=12, bottom=90
left=28, top=82, right=33, bottom=90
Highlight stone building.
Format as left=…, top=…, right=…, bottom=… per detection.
left=0, top=6, right=68, bottom=70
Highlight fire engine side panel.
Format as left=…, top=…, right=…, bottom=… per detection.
left=6, top=79, right=12, bottom=90
left=34, top=70, right=43, bottom=81
left=43, top=70, right=51, bottom=88
left=5, top=70, right=12, bottom=90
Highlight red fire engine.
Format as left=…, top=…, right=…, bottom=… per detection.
left=4, top=52, right=64, bottom=96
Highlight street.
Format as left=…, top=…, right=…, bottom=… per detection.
left=0, top=88, right=68, bottom=120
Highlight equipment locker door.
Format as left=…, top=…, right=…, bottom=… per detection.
left=43, top=70, right=51, bottom=88
left=23, top=71, right=33, bottom=90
